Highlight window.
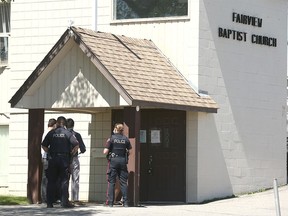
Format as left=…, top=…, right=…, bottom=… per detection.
left=0, top=2, right=10, bottom=66
left=114, top=0, right=188, bottom=20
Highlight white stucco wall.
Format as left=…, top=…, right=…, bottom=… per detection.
left=196, top=0, right=287, bottom=202
left=186, top=111, right=199, bottom=202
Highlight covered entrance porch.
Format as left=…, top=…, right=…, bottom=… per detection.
left=9, top=26, right=218, bottom=205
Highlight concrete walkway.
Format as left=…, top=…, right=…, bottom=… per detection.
left=0, top=185, right=287, bottom=216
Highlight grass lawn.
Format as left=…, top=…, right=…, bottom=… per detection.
left=0, top=195, right=29, bottom=205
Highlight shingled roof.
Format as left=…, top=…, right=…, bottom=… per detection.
left=9, top=26, right=218, bottom=113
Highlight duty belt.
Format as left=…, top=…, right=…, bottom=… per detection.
left=111, top=153, right=125, bottom=158
left=50, top=152, right=70, bottom=157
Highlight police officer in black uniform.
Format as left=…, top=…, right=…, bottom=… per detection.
left=103, top=123, right=132, bottom=207
left=41, top=116, right=79, bottom=208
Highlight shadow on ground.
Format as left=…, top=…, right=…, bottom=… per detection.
left=0, top=204, right=103, bottom=216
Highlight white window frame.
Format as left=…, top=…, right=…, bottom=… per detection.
left=111, top=0, right=190, bottom=24
left=0, top=2, right=10, bottom=67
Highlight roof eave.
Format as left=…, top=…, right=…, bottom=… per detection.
left=132, top=100, right=218, bottom=113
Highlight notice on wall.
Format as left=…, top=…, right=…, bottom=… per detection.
left=140, top=130, right=146, bottom=143
left=151, top=130, right=160, bottom=143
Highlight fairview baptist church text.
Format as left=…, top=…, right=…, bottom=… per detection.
left=218, top=12, right=277, bottom=47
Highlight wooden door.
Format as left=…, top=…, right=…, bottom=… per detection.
left=140, top=109, right=186, bottom=202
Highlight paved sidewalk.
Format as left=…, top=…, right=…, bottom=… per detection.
left=0, top=185, right=287, bottom=216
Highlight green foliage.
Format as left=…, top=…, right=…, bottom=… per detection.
left=1, top=0, right=13, bottom=3
left=0, top=195, right=29, bottom=205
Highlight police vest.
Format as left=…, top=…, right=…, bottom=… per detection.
left=49, top=127, right=72, bottom=153
left=110, top=134, right=128, bottom=156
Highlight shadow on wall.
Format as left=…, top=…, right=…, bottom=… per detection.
left=0, top=67, right=5, bottom=75
left=50, top=46, right=119, bottom=108
left=196, top=112, right=233, bottom=203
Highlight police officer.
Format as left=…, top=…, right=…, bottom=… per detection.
left=41, top=116, right=79, bottom=208
left=41, top=118, right=56, bottom=203
left=103, top=123, right=132, bottom=207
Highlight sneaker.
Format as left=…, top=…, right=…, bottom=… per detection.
left=53, top=200, right=61, bottom=205
left=73, top=201, right=85, bottom=206
left=108, top=203, right=113, bottom=207
left=114, top=201, right=122, bottom=205
left=123, top=203, right=129, bottom=207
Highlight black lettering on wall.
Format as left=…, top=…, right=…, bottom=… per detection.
left=232, top=12, right=262, bottom=27
left=217, top=12, right=277, bottom=48
left=251, top=34, right=277, bottom=47
left=218, top=27, right=247, bottom=42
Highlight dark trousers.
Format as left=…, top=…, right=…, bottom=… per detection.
left=106, top=157, right=128, bottom=205
left=46, top=154, right=70, bottom=206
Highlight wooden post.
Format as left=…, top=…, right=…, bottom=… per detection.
left=27, top=109, right=44, bottom=204
left=124, top=107, right=140, bottom=206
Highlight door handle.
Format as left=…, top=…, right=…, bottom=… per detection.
left=148, top=155, right=153, bottom=175
left=148, top=155, right=153, bottom=164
